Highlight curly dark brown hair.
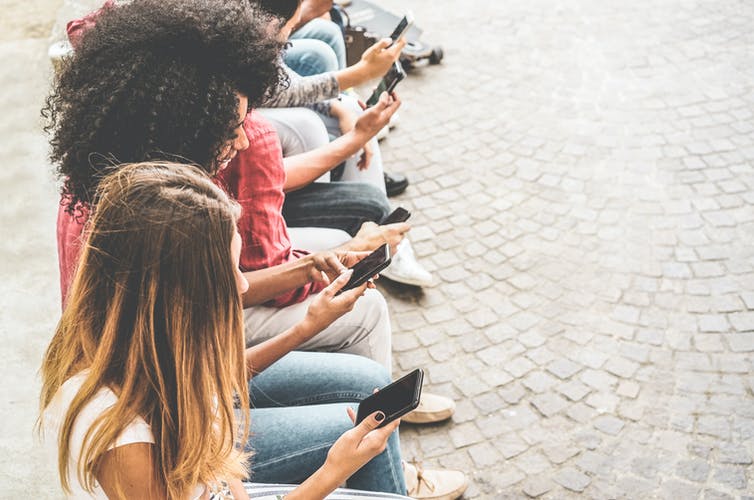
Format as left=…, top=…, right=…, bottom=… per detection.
left=43, top=0, right=287, bottom=211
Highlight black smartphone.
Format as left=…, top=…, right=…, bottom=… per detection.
left=387, top=12, right=414, bottom=46
left=356, top=368, right=424, bottom=428
left=339, top=244, right=391, bottom=293
left=366, top=62, right=406, bottom=107
left=380, top=207, right=411, bottom=225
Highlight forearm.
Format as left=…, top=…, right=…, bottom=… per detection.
left=227, top=478, right=249, bottom=500
left=245, top=320, right=317, bottom=375
left=284, top=464, right=345, bottom=500
left=334, top=61, right=374, bottom=90
left=241, top=256, right=315, bottom=307
left=283, top=130, right=369, bottom=192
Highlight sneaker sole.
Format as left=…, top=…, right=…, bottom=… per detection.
left=379, top=271, right=435, bottom=288
left=401, top=406, right=455, bottom=424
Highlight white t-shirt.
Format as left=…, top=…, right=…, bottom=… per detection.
left=44, top=371, right=205, bottom=499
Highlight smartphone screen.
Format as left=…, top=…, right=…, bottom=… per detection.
left=356, top=369, right=424, bottom=427
left=388, top=13, right=414, bottom=45
left=366, top=62, right=406, bottom=107
left=380, top=207, right=411, bottom=225
left=339, top=244, right=391, bottom=293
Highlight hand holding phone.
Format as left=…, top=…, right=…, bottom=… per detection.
left=338, top=244, right=392, bottom=293
left=356, top=369, right=424, bottom=427
left=366, top=62, right=406, bottom=107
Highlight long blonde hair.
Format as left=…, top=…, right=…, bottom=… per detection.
left=40, top=162, right=249, bottom=498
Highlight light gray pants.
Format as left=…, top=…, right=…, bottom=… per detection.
left=244, top=287, right=392, bottom=371
left=258, top=95, right=387, bottom=193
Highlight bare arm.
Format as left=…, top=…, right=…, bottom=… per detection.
left=96, top=443, right=167, bottom=499
left=241, top=255, right=316, bottom=307
left=245, top=272, right=368, bottom=374
left=282, top=129, right=370, bottom=192
left=283, top=92, right=401, bottom=192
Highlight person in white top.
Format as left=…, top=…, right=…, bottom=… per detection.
left=40, top=162, right=403, bottom=499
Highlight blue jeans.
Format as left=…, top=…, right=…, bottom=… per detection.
left=288, top=18, right=347, bottom=73
left=245, top=351, right=406, bottom=494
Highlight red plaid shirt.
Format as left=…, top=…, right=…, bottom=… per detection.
left=57, top=111, right=323, bottom=308
left=214, top=112, right=324, bottom=306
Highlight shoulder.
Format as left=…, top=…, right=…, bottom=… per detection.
left=44, top=372, right=154, bottom=452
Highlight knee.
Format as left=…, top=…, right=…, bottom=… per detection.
left=286, top=38, right=339, bottom=75
left=306, top=19, right=346, bottom=54
left=360, top=183, right=391, bottom=221
left=273, top=108, right=330, bottom=153
left=343, top=352, right=392, bottom=391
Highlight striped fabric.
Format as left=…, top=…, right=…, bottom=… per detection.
left=242, top=483, right=411, bottom=499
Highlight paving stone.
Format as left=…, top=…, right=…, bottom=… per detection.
left=511, top=450, right=551, bottom=475
left=585, top=391, right=620, bottom=413
left=467, top=442, right=503, bottom=468
left=553, top=466, right=591, bottom=492
left=521, top=477, right=553, bottom=498
left=703, top=489, right=735, bottom=500
left=688, top=442, right=713, bottom=460
left=545, top=358, right=582, bottom=379
left=558, top=380, right=591, bottom=402
left=717, top=443, right=753, bottom=465
left=712, top=466, right=748, bottom=490
left=728, top=312, right=754, bottom=331
left=530, top=392, right=569, bottom=418
left=594, top=415, right=625, bottom=435
left=580, top=369, right=618, bottom=390
left=505, top=356, right=537, bottom=378
left=677, top=459, right=711, bottom=482
left=521, top=371, right=558, bottom=393
left=542, top=444, right=580, bottom=465
left=660, top=479, right=701, bottom=499
left=448, top=422, right=485, bottom=449
left=616, top=380, right=641, bottom=398
left=496, top=435, right=530, bottom=459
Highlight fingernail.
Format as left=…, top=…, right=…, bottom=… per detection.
left=375, top=412, right=385, bottom=422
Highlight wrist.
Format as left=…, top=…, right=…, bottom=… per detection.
left=320, top=460, right=350, bottom=489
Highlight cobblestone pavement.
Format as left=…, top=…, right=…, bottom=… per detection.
left=3, top=0, right=754, bottom=497
left=375, top=0, right=754, bottom=498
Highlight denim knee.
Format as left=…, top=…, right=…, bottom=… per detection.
left=334, top=351, right=392, bottom=395
left=285, top=38, right=339, bottom=76
left=291, top=18, right=346, bottom=69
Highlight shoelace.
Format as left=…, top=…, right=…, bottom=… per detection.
left=408, top=460, right=436, bottom=493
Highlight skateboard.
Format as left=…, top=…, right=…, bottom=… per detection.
left=340, top=0, right=444, bottom=69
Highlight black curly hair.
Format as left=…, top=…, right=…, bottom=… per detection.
left=43, top=0, right=287, bottom=211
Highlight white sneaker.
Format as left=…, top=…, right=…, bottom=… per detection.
left=380, top=239, right=435, bottom=287
left=388, top=112, right=400, bottom=129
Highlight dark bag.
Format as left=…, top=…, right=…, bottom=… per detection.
left=331, top=5, right=379, bottom=67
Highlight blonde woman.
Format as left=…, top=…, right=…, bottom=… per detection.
left=40, top=162, right=406, bottom=498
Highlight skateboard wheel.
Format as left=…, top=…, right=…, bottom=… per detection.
left=429, top=47, right=444, bottom=64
